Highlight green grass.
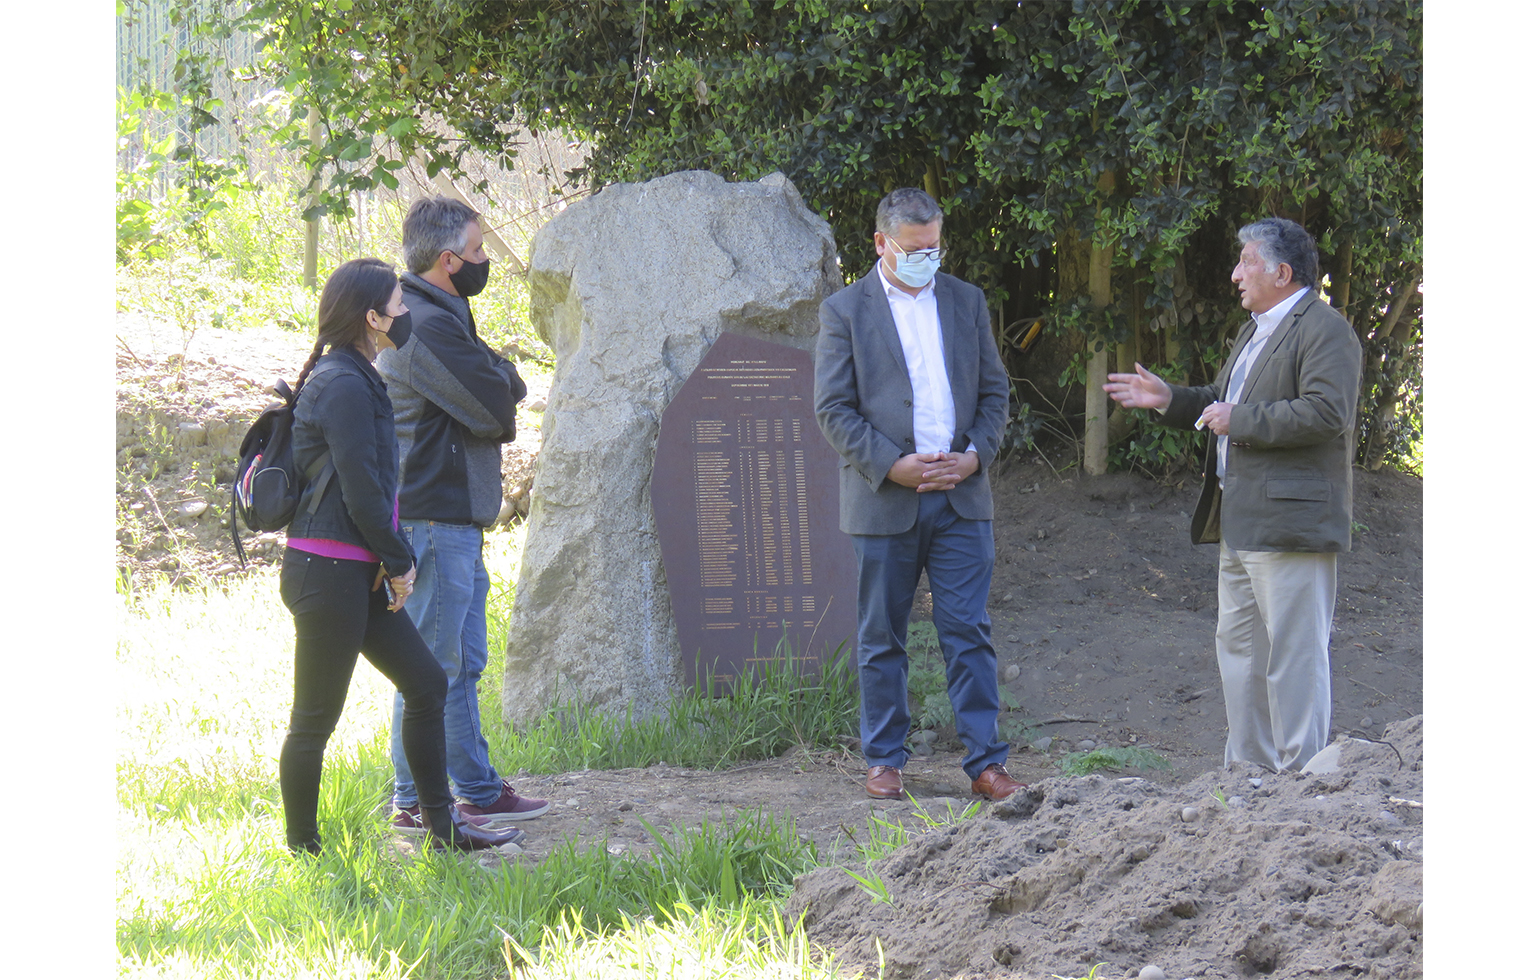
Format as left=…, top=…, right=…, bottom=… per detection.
left=510, top=898, right=853, bottom=979
left=117, top=524, right=865, bottom=980
left=1057, top=745, right=1173, bottom=777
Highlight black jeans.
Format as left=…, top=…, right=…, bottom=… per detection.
left=278, top=549, right=452, bottom=851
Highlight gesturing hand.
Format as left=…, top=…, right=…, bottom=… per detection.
left=1103, top=362, right=1173, bottom=412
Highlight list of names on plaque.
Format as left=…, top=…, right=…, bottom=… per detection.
left=650, top=332, right=857, bottom=691
left=691, top=360, right=823, bottom=636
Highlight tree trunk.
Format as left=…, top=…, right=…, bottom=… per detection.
left=1166, top=253, right=1187, bottom=379
left=1361, top=284, right=1421, bottom=469
left=1108, top=275, right=1139, bottom=446
left=303, top=106, right=322, bottom=290
left=1335, top=236, right=1354, bottom=330
left=1082, top=170, right=1118, bottom=474
left=1368, top=270, right=1420, bottom=345
left=1084, top=231, right=1113, bottom=475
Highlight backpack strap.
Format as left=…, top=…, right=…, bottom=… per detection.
left=304, top=451, right=335, bottom=516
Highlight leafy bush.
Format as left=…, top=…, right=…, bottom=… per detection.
left=1108, top=409, right=1206, bottom=477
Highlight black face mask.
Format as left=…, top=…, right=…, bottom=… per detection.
left=385, top=308, right=413, bottom=350
left=449, top=252, right=491, bottom=297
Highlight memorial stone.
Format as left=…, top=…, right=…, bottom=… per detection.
left=502, top=171, right=843, bottom=727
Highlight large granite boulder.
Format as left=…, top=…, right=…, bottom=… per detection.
left=502, top=170, right=843, bottom=726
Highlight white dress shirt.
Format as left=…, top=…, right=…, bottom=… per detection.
left=1217, top=286, right=1309, bottom=487
left=877, top=263, right=961, bottom=455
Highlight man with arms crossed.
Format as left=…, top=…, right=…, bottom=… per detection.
left=1104, top=217, right=1361, bottom=771
left=814, top=187, right=1026, bottom=802
left=377, top=196, right=549, bottom=828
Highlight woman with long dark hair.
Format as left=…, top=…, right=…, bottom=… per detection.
left=277, top=257, right=519, bottom=854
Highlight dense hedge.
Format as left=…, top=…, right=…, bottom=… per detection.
left=172, top=0, right=1423, bottom=470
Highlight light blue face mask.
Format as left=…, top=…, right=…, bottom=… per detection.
left=888, top=239, right=943, bottom=287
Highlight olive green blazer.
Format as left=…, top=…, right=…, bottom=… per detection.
left=1162, top=293, right=1362, bottom=553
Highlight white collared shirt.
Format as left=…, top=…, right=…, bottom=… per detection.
left=1217, top=286, right=1310, bottom=487
left=877, top=263, right=957, bottom=455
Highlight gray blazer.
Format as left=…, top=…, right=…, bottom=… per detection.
left=814, top=265, right=1010, bottom=536
left=1162, top=293, right=1362, bottom=553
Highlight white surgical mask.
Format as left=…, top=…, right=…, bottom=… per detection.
left=887, top=239, right=943, bottom=287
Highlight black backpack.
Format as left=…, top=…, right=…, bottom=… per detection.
left=231, top=377, right=335, bottom=566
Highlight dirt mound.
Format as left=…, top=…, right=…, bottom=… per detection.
left=785, top=717, right=1423, bottom=980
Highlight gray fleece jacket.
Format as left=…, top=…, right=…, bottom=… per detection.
left=375, top=272, right=525, bottom=527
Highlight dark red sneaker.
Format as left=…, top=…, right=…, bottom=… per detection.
left=459, top=779, right=551, bottom=824
left=390, top=804, right=493, bottom=837
left=427, top=808, right=526, bottom=852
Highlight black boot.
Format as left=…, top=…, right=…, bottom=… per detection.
left=420, top=806, right=526, bottom=852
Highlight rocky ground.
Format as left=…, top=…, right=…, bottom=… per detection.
left=116, top=312, right=1422, bottom=979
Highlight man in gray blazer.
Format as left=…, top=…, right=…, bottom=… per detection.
left=814, top=187, right=1026, bottom=802
left=1105, top=217, right=1361, bottom=771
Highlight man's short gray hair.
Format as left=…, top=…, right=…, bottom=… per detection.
left=402, top=196, right=481, bottom=274
left=1238, top=217, right=1318, bottom=290
left=875, top=187, right=944, bottom=236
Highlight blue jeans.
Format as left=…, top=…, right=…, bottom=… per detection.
left=389, top=520, right=503, bottom=808
left=851, top=492, right=1006, bottom=780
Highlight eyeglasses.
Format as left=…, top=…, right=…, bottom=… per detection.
left=887, top=237, right=946, bottom=263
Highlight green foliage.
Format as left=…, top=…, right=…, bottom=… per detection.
left=839, top=865, right=894, bottom=905
left=998, top=401, right=1044, bottom=465
left=463, top=637, right=858, bottom=777
left=1058, top=745, right=1172, bottom=776
left=638, top=809, right=820, bottom=909
left=848, top=811, right=910, bottom=864
left=1357, top=323, right=1423, bottom=473
left=144, top=0, right=1422, bottom=468
left=114, top=178, right=554, bottom=370
left=1108, top=404, right=1206, bottom=476
left=117, top=86, right=183, bottom=262
left=118, top=0, right=256, bottom=261
left=908, top=795, right=983, bottom=829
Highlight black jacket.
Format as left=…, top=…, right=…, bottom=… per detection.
left=375, top=274, right=524, bottom=526
left=287, top=345, right=416, bottom=576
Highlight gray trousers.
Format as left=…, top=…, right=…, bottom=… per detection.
left=1216, top=542, right=1337, bottom=771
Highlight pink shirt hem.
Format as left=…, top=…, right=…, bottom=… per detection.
left=287, top=538, right=380, bottom=563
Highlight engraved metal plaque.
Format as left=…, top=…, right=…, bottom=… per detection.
left=651, top=332, right=856, bottom=691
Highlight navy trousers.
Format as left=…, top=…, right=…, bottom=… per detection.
left=850, top=491, right=1005, bottom=779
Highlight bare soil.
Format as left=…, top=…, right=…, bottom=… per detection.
left=116, top=313, right=1422, bottom=979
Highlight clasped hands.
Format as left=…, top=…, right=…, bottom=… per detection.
left=372, top=564, right=417, bottom=613
left=888, top=450, right=979, bottom=493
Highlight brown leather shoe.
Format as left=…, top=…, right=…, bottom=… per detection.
left=971, top=763, right=1027, bottom=801
left=865, top=765, right=903, bottom=800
